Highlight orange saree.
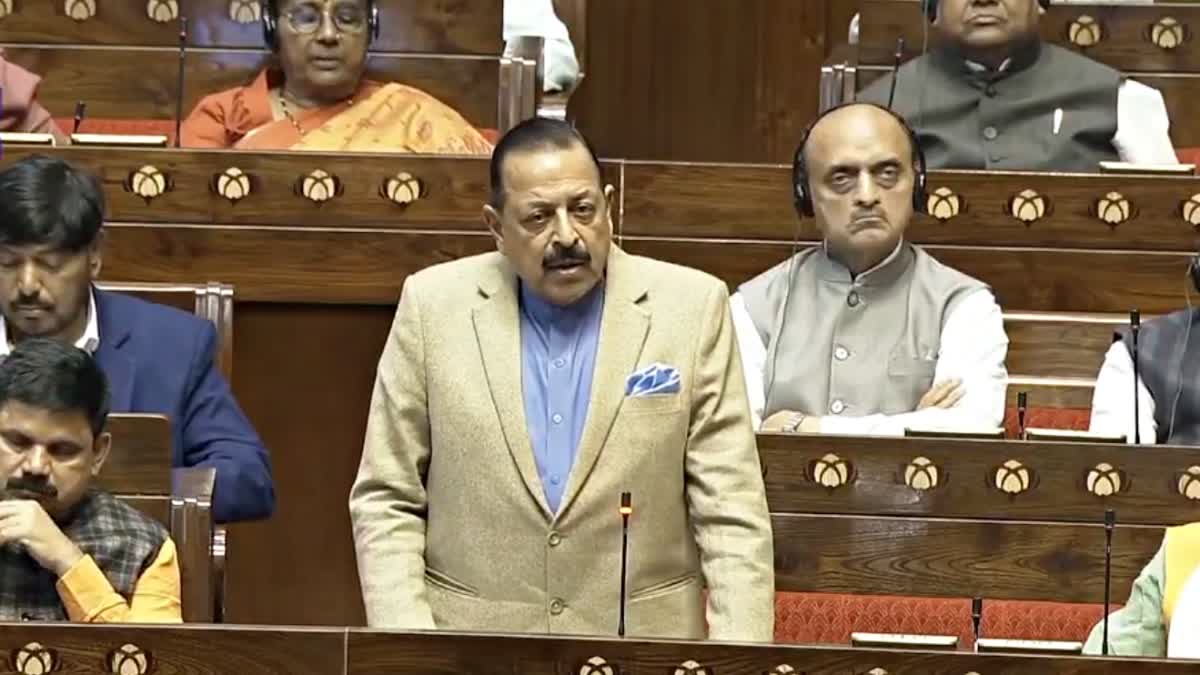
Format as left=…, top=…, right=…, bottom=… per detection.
left=180, top=69, right=492, bottom=155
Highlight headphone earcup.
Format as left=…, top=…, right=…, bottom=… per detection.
left=1190, top=255, right=1200, bottom=294
left=261, top=0, right=277, bottom=50
left=923, top=0, right=938, bottom=22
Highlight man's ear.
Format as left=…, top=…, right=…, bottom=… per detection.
left=88, top=232, right=104, bottom=280
left=603, top=184, right=617, bottom=226
left=90, top=431, right=111, bottom=476
left=483, top=204, right=505, bottom=251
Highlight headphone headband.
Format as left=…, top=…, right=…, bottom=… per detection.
left=261, top=0, right=381, bottom=50
left=791, top=102, right=928, bottom=220
left=923, top=0, right=1051, bottom=22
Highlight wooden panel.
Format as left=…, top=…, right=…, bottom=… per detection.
left=621, top=238, right=1196, bottom=314
left=103, top=226, right=493, bottom=304
left=98, top=414, right=171, bottom=494
left=0, top=148, right=491, bottom=229
left=858, top=0, right=1200, bottom=72
left=122, top=495, right=171, bottom=527
left=1007, top=378, right=1095, bottom=410
left=0, top=0, right=503, bottom=54
left=572, top=0, right=825, bottom=163
left=761, top=434, right=1200, bottom=524
left=1005, top=311, right=1127, bottom=379
left=0, top=48, right=499, bottom=127
left=772, top=513, right=1162, bottom=603
left=0, top=624, right=344, bottom=674
left=222, top=303, right=393, bottom=626
left=620, top=162, right=1200, bottom=250
left=347, top=627, right=1200, bottom=674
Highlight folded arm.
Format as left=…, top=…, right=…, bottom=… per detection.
left=58, top=539, right=182, bottom=623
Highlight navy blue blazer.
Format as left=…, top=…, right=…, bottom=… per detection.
left=94, top=289, right=274, bottom=523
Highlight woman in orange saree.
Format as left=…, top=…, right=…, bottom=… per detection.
left=180, top=0, right=491, bottom=155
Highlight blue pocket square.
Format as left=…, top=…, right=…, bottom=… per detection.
left=625, top=363, right=681, bottom=396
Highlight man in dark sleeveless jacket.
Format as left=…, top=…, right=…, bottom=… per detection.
left=859, top=0, right=1177, bottom=170
left=0, top=338, right=181, bottom=622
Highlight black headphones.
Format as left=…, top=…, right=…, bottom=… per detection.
left=261, top=0, right=381, bottom=50
left=1189, top=254, right=1200, bottom=294
left=923, top=0, right=1051, bottom=22
left=792, top=102, right=928, bottom=219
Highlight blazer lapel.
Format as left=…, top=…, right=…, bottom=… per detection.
left=556, top=248, right=650, bottom=520
left=471, top=260, right=554, bottom=520
left=93, top=290, right=135, bottom=411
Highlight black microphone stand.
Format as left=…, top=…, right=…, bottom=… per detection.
left=174, top=17, right=189, bottom=148
left=1102, top=509, right=1116, bottom=656
left=1131, top=310, right=1141, bottom=445
left=618, top=492, right=632, bottom=638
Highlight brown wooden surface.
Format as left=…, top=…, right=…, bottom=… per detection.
left=99, top=414, right=172, bottom=494
left=0, top=0, right=503, bottom=54
left=347, top=629, right=1200, bottom=674
left=1005, top=311, right=1126, bottom=379
left=1007, top=378, right=1095, bottom=410
left=572, top=0, right=826, bottom=163
left=761, top=434, right=1200, bottom=524
left=1, top=48, right=500, bottom=128
left=772, top=513, right=1161, bottom=603
left=858, top=0, right=1200, bottom=72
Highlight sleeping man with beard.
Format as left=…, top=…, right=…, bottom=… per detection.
left=0, top=338, right=181, bottom=622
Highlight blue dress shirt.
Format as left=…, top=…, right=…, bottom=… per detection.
left=519, top=282, right=605, bottom=513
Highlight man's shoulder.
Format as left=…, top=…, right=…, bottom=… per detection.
left=1042, top=43, right=1121, bottom=78
left=86, top=490, right=169, bottom=539
left=911, top=245, right=987, bottom=290
left=404, top=252, right=504, bottom=296
left=621, top=252, right=728, bottom=301
left=97, top=290, right=210, bottom=335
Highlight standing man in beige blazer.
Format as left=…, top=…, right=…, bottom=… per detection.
left=350, top=117, right=774, bottom=641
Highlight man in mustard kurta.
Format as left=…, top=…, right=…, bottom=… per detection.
left=1084, top=523, right=1200, bottom=656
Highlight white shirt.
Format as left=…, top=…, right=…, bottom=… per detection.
left=1088, top=341, right=1158, bottom=443
left=0, top=290, right=99, bottom=357
left=730, top=266, right=1009, bottom=434
left=504, top=0, right=580, bottom=93
left=1169, top=565, right=1200, bottom=658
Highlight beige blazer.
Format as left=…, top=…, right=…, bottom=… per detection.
left=350, top=247, right=774, bottom=641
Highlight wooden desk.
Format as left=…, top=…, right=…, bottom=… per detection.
left=0, top=623, right=1190, bottom=674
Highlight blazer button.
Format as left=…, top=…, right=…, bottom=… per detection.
left=983, top=126, right=998, bottom=141
left=550, top=598, right=565, bottom=615
left=548, top=532, right=562, bottom=547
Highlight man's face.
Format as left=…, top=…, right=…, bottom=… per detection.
left=0, top=401, right=109, bottom=520
left=484, top=144, right=614, bottom=306
left=805, top=106, right=916, bottom=271
left=0, top=243, right=98, bottom=343
left=936, top=0, right=1043, bottom=50
left=277, top=0, right=370, bottom=103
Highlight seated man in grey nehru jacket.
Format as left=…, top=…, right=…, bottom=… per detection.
left=857, top=0, right=1177, bottom=171
left=731, top=103, right=1009, bottom=435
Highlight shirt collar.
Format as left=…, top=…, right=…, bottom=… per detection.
left=519, top=281, right=605, bottom=328
left=818, top=240, right=912, bottom=286
left=0, top=288, right=100, bottom=357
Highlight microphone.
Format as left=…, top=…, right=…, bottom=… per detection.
left=618, top=492, right=632, bottom=638
left=174, top=16, right=189, bottom=148
left=887, top=37, right=905, bottom=109
left=72, top=101, right=86, bottom=135
left=1102, top=508, right=1116, bottom=656
left=1016, top=391, right=1028, bottom=440
left=1130, top=310, right=1141, bottom=445
left=971, top=596, right=983, bottom=652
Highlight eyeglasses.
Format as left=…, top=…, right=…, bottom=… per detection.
left=284, top=4, right=369, bottom=35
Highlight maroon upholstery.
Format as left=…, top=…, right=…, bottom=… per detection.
left=1175, top=147, right=1200, bottom=169
left=1003, top=406, right=1090, bottom=438
left=774, top=592, right=1108, bottom=648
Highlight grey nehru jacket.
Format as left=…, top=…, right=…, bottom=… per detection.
left=858, top=42, right=1121, bottom=171
left=1118, top=309, right=1200, bottom=446
left=738, top=243, right=984, bottom=421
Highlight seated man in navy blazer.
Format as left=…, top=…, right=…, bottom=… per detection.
left=0, top=156, right=273, bottom=523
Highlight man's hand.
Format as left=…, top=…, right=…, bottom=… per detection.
left=760, top=410, right=821, bottom=434
left=917, top=379, right=966, bottom=410
left=0, top=501, right=82, bottom=577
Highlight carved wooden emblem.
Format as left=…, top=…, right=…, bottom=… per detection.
left=926, top=186, right=962, bottom=222
left=12, top=643, right=57, bottom=675
left=146, top=0, right=177, bottom=22
left=65, top=0, right=96, bottom=21
left=213, top=167, right=252, bottom=203
left=809, top=453, right=853, bottom=489
left=994, top=459, right=1034, bottom=495
left=1150, top=17, right=1187, bottom=50
left=0, top=0, right=13, bottom=20
left=1009, top=189, right=1048, bottom=223
left=229, top=0, right=260, bottom=23
left=1178, top=466, right=1200, bottom=500
left=904, top=456, right=941, bottom=491
left=867, top=669, right=889, bottom=675
left=1068, top=15, right=1103, bottom=48
left=1086, top=462, right=1126, bottom=497
left=1181, top=194, right=1200, bottom=227
left=107, top=644, right=151, bottom=675
left=295, top=169, right=342, bottom=204
left=124, top=165, right=171, bottom=203
left=769, top=667, right=796, bottom=674
left=380, top=172, right=424, bottom=206
left=673, top=661, right=710, bottom=675
left=578, top=656, right=617, bottom=675
left=1095, top=191, right=1134, bottom=225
